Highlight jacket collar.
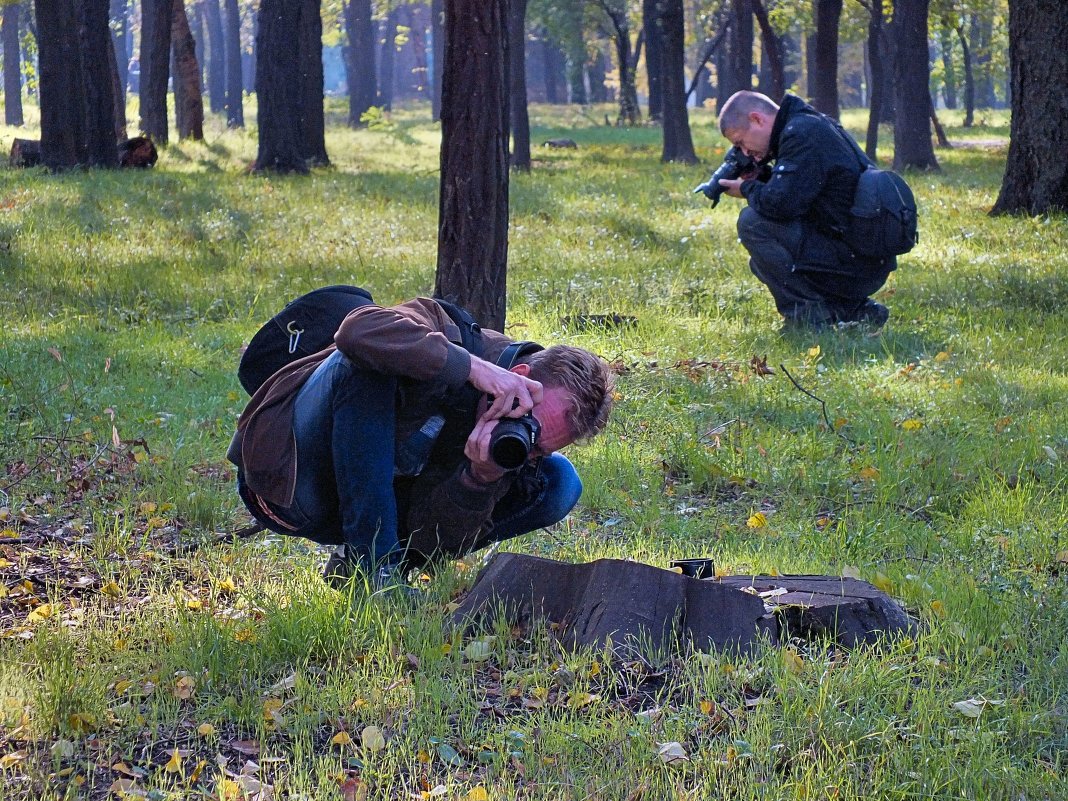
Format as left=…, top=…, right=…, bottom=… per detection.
left=767, top=94, right=809, bottom=161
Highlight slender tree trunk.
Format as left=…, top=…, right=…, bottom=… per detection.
left=2, top=4, right=23, bottom=126
left=939, top=22, right=956, bottom=109
left=344, top=0, right=375, bottom=127
left=566, top=56, right=586, bottom=104
left=991, top=0, right=1068, bottom=215
left=107, top=30, right=127, bottom=140
left=431, top=0, right=443, bottom=119
left=34, top=0, right=86, bottom=168
left=929, top=89, right=950, bottom=147
left=658, top=0, right=696, bottom=163
left=172, top=0, right=204, bottom=140
left=110, top=0, right=129, bottom=100
left=864, top=0, right=884, bottom=161
left=725, top=0, right=752, bottom=97
left=435, top=0, right=510, bottom=333
left=224, top=0, right=244, bottom=127
left=956, top=24, right=974, bottom=127
left=892, top=0, right=938, bottom=171
left=140, top=0, right=173, bottom=144
left=254, top=0, right=305, bottom=172
left=643, top=0, right=662, bottom=120
left=812, top=0, right=842, bottom=117
left=378, top=8, right=397, bottom=111
left=543, top=36, right=565, bottom=104
left=588, top=47, right=607, bottom=102
left=751, top=0, right=783, bottom=100
left=298, top=0, right=327, bottom=164
left=971, top=14, right=995, bottom=108
left=604, top=8, right=639, bottom=124
left=509, top=0, right=530, bottom=171
left=204, top=0, right=225, bottom=113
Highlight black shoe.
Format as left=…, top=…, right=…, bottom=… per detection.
left=322, top=545, right=359, bottom=589
left=853, top=300, right=889, bottom=328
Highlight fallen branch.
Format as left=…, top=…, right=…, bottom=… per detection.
left=779, top=364, right=856, bottom=446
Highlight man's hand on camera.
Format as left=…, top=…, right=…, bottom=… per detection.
left=463, top=416, right=510, bottom=485
left=717, top=176, right=746, bottom=198
left=467, top=357, right=543, bottom=420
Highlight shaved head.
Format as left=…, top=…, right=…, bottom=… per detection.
left=718, top=91, right=779, bottom=136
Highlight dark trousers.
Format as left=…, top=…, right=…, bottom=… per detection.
left=238, top=351, right=582, bottom=571
left=737, top=207, right=892, bottom=324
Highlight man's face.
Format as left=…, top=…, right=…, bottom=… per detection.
left=724, top=111, right=774, bottom=162
left=529, top=387, right=577, bottom=458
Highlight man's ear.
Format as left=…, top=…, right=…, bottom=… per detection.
left=510, top=363, right=532, bottom=377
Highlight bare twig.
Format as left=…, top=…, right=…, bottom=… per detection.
left=778, top=363, right=856, bottom=446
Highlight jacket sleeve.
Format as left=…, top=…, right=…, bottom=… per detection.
left=742, top=121, right=828, bottom=222
left=334, top=298, right=471, bottom=391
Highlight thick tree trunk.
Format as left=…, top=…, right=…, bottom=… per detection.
left=509, top=0, right=530, bottom=171
left=892, top=0, right=938, bottom=171
left=140, top=0, right=172, bottom=144
left=956, top=24, right=974, bottom=127
left=34, top=0, right=86, bottom=168
left=643, top=0, right=662, bottom=120
left=377, top=8, right=397, bottom=111
left=725, top=0, right=752, bottom=97
left=108, top=33, right=127, bottom=140
left=224, top=0, right=244, bottom=127
left=254, top=0, right=306, bottom=172
left=204, top=0, right=225, bottom=113
left=751, top=0, right=783, bottom=101
left=110, top=0, right=129, bottom=101
left=435, top=0, right=510, bottom=333
left=2, top=4, right=23, bottom=126
left=659, top=0, right=695, bottom=163
left=172, top=0, right=204, bottom=141
left=431, top=0, right=443, bottom=119
left=992, top=0, right=1068, bottom=215
left=939, top=22, right=956, bottom=109
left=79, top=0, right=118, bottom=165
left=812, top=0, right=842, bottom=117
left=298, top=0, right=327, bottom=165
left=344, top=0, right=375, bottom=127
left=864, top=0, right=884, bottom=161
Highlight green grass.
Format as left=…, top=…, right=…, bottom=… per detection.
left=0, top=99, right=1065, bottom=800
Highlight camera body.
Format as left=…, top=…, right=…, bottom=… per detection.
left=693, top=146, right=759, bottom=208
left=489, top=414, right=541, bottom=469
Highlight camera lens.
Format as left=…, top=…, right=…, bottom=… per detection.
left=489, top=416, right=538, bottom=469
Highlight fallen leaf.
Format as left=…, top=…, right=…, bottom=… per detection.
left=51, top=739, right=75, bottom=758
left=872, top=572, right=894, bottom=594
left=360, top=726, right=385, bottom=752
left=657, top=741, right=689, bottom=764
left=164, top=749, right=183, bottom=774
left=466, top=787, right=489, bottom=801
left=746, top=512, right=768, bottom=528
left=197, top=723, right=216, bottom=737
left=783, top=649, right=804, bottom=674
left=173, top=676, right=196, bottom=700
left=464, top=637, right=495, bottom=663
left=338, top=776, right=368, bottom=801
left=217, top=577, right=237, bottom=594
left=331, top=731, right=353, bottom=748
left=436, top=742, right=463, bottom=766
left=230, top=739, right=260, bottom=756
left=858, top=466, right=881, bottom=481
left=901, top=419, right=924, bottom=432
left=952, top=698, right=1004, bottom=718
left=101, top=581, right=123, bottom=599
left=930, top=600, right=946, bottom=618
left=48, top=347, right=63, bottom=362
left=270, top=673, right=297, bottom=692
left=108, top=778, right=147, bottom=798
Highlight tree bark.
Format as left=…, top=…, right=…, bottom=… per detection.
left=377, top=8, right=397, bottom=111
left=34, top=0, right=87, bottom=168
left=431, top=0, right=443, bottom=119
left=110, top=0, right=129, bottom=99
left=254, top=0, right=305, bottom=172
left=79, top=0, right=117, bottom=164
left=108, top=32, right=127, bottom=140
left=599, top=3, right=639, bottom=124
left=203, top=0, right=225, bottom=113
left=298, top=0, right=327, bottom=164
left=658, top=0, right=696, bottom=163
left=991, top=0, right=1068, bottom=215
left=2, top=3, right=23, bottom=126
left=542, top=36, right=565, bottom=104
left=751, top=0, right=783, bottom=101
left=643, top=0, right=662, bottom=120
left=140, top=0, right=172, bottom=144
left=892, top=0, right=938, bottom=171
left=970, top=13, right=995, bottom=108
left=435, top=0, right=510, bottom=333
left=812, top=0, right=842, bottom=117
left=939, top=22, right=956, bottom=109
left=956, top=23, right=974, bottom=127
left=509, top=0, right=531, bottom=171
left=172, top=0, right=204, bottom=141
left=587, top=47, right=608, bottom=102
left=864, top=0, right=884, bottom=160
left=224, top=0, right=244, bottom=127
left=725, top=0, right=752, bottom=97
left=344, top=0, right=375, bottom=127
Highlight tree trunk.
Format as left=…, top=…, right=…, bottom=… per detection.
left=110, top=0, right=129, bottom=99
left=956, top=24, right=974, bottom=127
left=603, top=7, right=639, bottom=124
left=107, top=28, right=127, bottom=140
left=509, top=0, right=530, bottom=171
left=344, top=0, right=375, bottom=127
left=543, top=36, right=565, bottom=104
left=929, top=89, right=950, bottom=147
left=587, top=47, right=607, bottom=102
left=224, top=0, right=244, bottom=127
left=80, top=0, right=118, bottom=165
left=254, top=0, right=305, bottom=172
left=659, top=0, right=695, bottom=163
left=34, top=0, right=86, bottom=168
left=377, top=8, right=397, bottom=111
left=751, top=0, right=783, bottom=101
left=140, top=0, right=172, bottom=144
left=431, top=0, right=443, bottom=119
left=864, top=0, right=884, bottom=161
left=892, top=0, right=938, bottom=171
left=970, top=13, right=995, bottom=108
left=939, top=22, right=956, bottom=109
left=643, top=0, right=662, bottom=120
left=435, top=0, right=510, bottom=333
left=204, top=0, right=225, bottom=113
left=298, top=0, right=327, bottom=165
left=566, top=56, right=586, bottom=105
left=991, top=0, right=1068, bottom=215
left=725, top=0, right=752, bottom=97
left=2, top=3, right=23, bottom=126
left=172, top=0, right=204, bottom=141
left=812, top=0, right=842, bottom=117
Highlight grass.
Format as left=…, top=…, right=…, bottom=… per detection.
left=0, top=98, right=1065, bottom=800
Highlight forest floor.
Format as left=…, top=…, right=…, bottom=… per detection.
left=0, top=101, right=1065, bottom=800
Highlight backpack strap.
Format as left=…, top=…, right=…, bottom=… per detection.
left=432, top=298, right=484, bottom=360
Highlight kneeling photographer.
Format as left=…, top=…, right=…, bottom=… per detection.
left=702, top=91, right=898, bottom=330
left=227, top=297, right=615, bottom=593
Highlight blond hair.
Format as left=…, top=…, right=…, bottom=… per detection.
left=522, top=345, right=615, bottom=441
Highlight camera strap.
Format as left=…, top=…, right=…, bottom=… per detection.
left=496, top=341, right=543, bottom=369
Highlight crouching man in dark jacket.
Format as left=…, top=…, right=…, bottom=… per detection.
left=715, top=91, right=894, bottom=329
left=227, top=297, right=615, bottom=592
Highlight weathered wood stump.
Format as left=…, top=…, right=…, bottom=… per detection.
left=542, top=138, right=578, bottom=149
left=453, top=554, right=914, bottom=655
left=9, top=138, right=42, bottom=167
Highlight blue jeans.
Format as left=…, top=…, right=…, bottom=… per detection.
left=238, top=351, right=583, bottom=569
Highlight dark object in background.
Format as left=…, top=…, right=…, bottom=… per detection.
left=543, top=138, right=578, bottom=149
left=671, top=558, right=716, bottom=578
left=118, top=135, right=158, bottom=168
left=8, top=138, right=41, bottom=167
left=693, top=145, right=758, bottom=207
left=489, top=413, right=541, bottom=469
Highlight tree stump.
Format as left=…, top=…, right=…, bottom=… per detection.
left=453, top=554, right=914, bottom=655
left=9, top=139, right=42, bottom=167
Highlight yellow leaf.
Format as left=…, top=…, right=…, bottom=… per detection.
left=934, top=351, right=950, bottom=362
left=197, top=723, right=216, bottom=737
left=164, top=749, right=183, bottom=774
left=467, top=787, right=490, bottom=801
left=139, top=502, right=157, bottom=514
left=101, top=581, right=123, bottom=599
left=872, top=572, right=894, bottom=594
left=217, top=577, right=237, bottom=594
left=186, top=598, right=203, bottom=611
left=806, top=345, right=821, bottom=359
left=930, top=600, right=946, bottom=618
left=173, top=676, right=196, bottom=700
left=331, top=731, right=353, bottom=747
left=714, top=565, right=729, bottom=578
left=588, top=660, right=601, bottom=677
left=234, top=627, right=256, bottom=643
left=783, top=649, right=803, bottom=674
left=189, top=759, right=207, bottom=784
left=262, top=698, right=283, bottom=725
left=746, top=512, right=768, bottom=528
left=146, top=516, right=166, bottom=528
left=27, top=603, right=56, bottom=623
left=112, top=638, right=128, bottom=651
left=113, top=679, right=133, bottom=695
left=700, top=700, right=714, bottom=715
left=361, top=725, right=386, bottom=752
left=0, top=751, right=26, bottom=769
left=417, top=749, right=432, bottom=763
left=901, top=419, right=924, bottom=432
left=833, top=417, right=848, bottom=430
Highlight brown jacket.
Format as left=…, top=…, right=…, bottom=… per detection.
left=227, top=298, right=521, bottom=558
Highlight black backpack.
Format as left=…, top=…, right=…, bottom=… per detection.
left=238, top=285, right=485, bottom=396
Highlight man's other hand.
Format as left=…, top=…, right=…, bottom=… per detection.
left=717, top=177, right=746, bottom=198
left=467, top=357, right=544, bottom=420
left=463, top=416, right=510, bottom=484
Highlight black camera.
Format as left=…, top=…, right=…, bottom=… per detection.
left=489, top=413, right=541, bottom=469
left=693, top=146, right=758, bottom=208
